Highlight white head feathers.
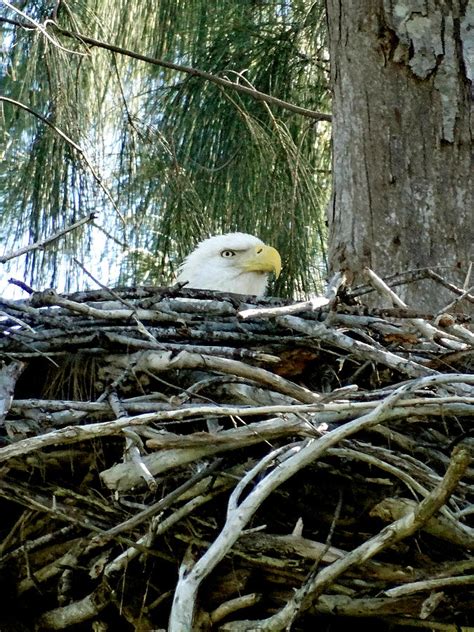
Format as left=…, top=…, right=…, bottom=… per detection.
left=176, top=232, right=281, bottom=296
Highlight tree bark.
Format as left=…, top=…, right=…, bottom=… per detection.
left=326, top=0, right=473, bottom=312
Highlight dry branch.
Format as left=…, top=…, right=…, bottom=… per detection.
left=0, top=279, right=472, bottom=630
left=220, top=446, right=470, bottom=631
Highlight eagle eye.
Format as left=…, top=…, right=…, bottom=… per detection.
left=220, top=249, right=236, bottom=258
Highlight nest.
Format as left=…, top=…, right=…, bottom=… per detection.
left=0, top=270, right=473, bottom=631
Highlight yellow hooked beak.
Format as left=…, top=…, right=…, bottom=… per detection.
left=241, top=244, right=282, bottom=278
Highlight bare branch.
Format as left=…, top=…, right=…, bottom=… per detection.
left=0, top=213, right=96, bottom=264
left=1, top=1, right=84, bottom=55
left=385, top=574, right=474, bottom=598
left=52, top=26, right=331, bottom=122
left=0, top=97, right=124, bottom=223
left=222, top=446, right=470, bottom=630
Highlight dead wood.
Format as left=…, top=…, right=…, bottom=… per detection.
left=0, top=271, right=473, bottom=631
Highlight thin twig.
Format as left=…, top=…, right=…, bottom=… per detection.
left=427, top=269, right=474, bottom=304
left=52, top=26, right=331, bottom=122
left=0, top=96, right=124, bottom=224
left=385, top=574, right=474, bottom=598
left=1, top=1, right=84, bottom=55
left=239, top=296, right=329, bottom=320
left=363, top=268, right=465, bottom=350
left=0, top=214, right=96, bottom=264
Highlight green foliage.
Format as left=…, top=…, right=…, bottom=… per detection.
left=0, top=0, right=331, bottom=297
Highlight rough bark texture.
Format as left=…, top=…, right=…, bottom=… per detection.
left=326, top=0, right=473, bottom=312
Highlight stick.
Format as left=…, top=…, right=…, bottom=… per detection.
left=363, top=268, right=465, bottom=350
left=0, top=213, right=96, bottom=264
left=108, top=392, right=158, bottom=492
left=168, top=376, right=470, bottom=630
left=427, top=269, right=474, bottom=304
left=51, top=26, right=332, bottom=122
left=136, top=349, right=320, bottom=403
left=2, top=391, right=472, bottom=475
left=221, top=446, right=470, bottom=631
left=0, top=97, right=124, bottom=223
left=277, top=315, right=437, bottom=378
left=239, top=296, right=329, bottom=320
left=385, top=574, right=474, bottom=598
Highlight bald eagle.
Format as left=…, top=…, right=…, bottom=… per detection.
left=176, top=232, right=281, bottom=295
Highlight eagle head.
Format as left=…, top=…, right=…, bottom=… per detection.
left=176, top=232, right=281, bottom=295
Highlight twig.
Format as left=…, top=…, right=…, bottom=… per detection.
left=277, top=314, right=437, bottom=378
left=463, top=261, right=473, bottom=290
left=0, top=525, right=76, bottom=564
left=38, top=583, right=110, bottom=629
left=239, top=296, right=329, bottom=320
left=385, top=574, right=474, bottom=598
left=137, top=349, right=321, bottom=403
left=222, top=445, right=470, bottom=631
left=0, top=97, right=124, bottom=223
left=169, top=376, right=471, bottom=630
left=1, top=1, right=84, bottom=55
left=426, top=269, right=474, bottom=304
left=29, top=289, right=178, bottom=323
left=102, top=397, right=474, bottom=491
left=169, top=444, right=298, bottom=631
left=0, top=402, right=320, bottom=464
left=0, top=213, right=96, bottom=264
left=104, top=463, right=247, bottom=578
left=238, top=266, right=346, bottom=320
left=2, top=384, right=471, bottom=480
left=369, top=497, right=474, bottom=548
left=6, top=279, right=35, bottom=294
left=49, top=26, right=332, bottom=122
left=93, top=459, right=221, bottom=544
left=363, top=268, right=465, bottom=350
left=103, top=332, right=280, bottom=363
left=72, top=260, right=166, bottom=347
left=349, top=267, right=474, bottom=304
left=209, top=594, right=261, bottom=625
left=436, top=285, right=474, bottom=316
left=108, top=392, right=157, bottom=492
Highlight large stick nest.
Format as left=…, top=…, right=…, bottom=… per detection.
left=0, top=272, right=473, bottom=631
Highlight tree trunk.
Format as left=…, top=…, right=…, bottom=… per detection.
left=326, top=0, right=473, bottom=312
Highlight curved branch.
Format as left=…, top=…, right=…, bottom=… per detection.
left=52, top=26, right=332, bottom=122
left=222, top=446, right=471, bottom=631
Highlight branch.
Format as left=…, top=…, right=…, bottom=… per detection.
left=277, top=314, right=437, bottom=379
left=38, top=584, right=110, bottom=629
left=101, top=397, right=474, bottom=491
left=222, top=445, right=470, bottom=630
left=1, top=1, right=84, bottom=56
left=238, top=272, right=345, bottom=319
left=137, top=349, right=320, bottom=403
left=0, top=213, right=96, bottom=264
left=427, top=269, right=474, bottom=304
left=168, top=375, right=471, bottom=630
left=363, top=268, right=466, bottom=350
left=51, top=26, right=331, bottom=122
left=0, top=97, right=124, bottom=223
left=169, top=444, right=298, bottom=631
left=385, top=574, right=474, bottom=598
left=239, top=296, right=330, bottom=320
left=2, top=380, right=470, bottom=481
